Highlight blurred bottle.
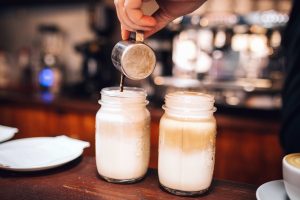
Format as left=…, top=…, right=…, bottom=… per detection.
left=0, top=51, right=10, bottom=88
left=17, top=48, right=34, bottom=91
left=89, top=0, right=115, bottom=37
left=210, top=28, right=239, bottom=80
left=37, top=24, right=65, bottom=95
left=75, top=40, right=116, bottom=96
left=38, top=54, right=63, bottom=94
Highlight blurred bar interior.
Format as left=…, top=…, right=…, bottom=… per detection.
left=0, top=0, right=291, bottom=107
left=0, top=0, right=292, bottom=185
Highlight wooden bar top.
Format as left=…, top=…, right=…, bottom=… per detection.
left=0, top=156, right=256, bottom=200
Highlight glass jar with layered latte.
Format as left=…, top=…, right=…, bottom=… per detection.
left=96, top=87, right=150, bottom=183
left=158, top=91, right=217, bottom=196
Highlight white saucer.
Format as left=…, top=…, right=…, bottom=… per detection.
left=0, top=125, right=18, bottom=143
left=256, top=180, right=289, bottom=200
left=0, top=136, right=90, bottom=171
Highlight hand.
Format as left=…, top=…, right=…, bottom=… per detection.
left=114, top=0, right=207, bottom=40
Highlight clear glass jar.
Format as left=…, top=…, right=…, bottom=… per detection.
left=158, top=91, right=217, bottom=196
left=96, top=87, right=150, bottom=183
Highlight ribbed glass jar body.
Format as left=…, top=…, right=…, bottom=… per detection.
left=158, top=91, right=217, bottom=196
left=96, top=87, right=150, bottom=183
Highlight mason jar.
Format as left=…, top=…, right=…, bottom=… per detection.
left=96, top=87, right=150, bottom=183
left=158, top=91, right=217, bottom=196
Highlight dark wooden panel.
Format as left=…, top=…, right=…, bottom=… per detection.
left=0, top=105, right=96, bottom=156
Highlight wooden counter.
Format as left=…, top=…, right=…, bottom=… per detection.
left=0, top=90, right=284, bottom=185
left=0, top=156, right=256, bottom=200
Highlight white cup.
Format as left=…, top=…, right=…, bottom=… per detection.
left=282, top=153, right=300, bottom=200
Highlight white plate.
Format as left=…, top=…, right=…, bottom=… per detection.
left=0, top=136, right=90, bottom=171
left=256, top=180, right=289, bottom=200
left=0, top=125, right=18, bottom=143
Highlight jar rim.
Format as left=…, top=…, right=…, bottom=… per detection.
left=99, top=87, right=148, bottom=105
left=165, top=91, right=214, bottom=103
left=164, top=91, right=215, bottom=112
left=101, top=87, right=147, bottom=98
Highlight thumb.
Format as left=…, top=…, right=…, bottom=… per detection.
left=121, top=25, right=131, bottom=40
left=144, top=8, right=174, bottom=38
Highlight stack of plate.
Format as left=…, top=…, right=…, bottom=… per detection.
left=0, top=135, right=90, bottom=171
left=0, top=125, right=18, bottom=143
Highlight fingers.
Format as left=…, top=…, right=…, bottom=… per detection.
left=115, top=0, right=157, bottom=39
left=144, top=8, right=174, bottom=38
left=115, top=0, right=143, bottom=31
left=127, top=9, right=156, bottom=27
left=121, top=26, right=130, bottom=40
left=124, top=0, right=156, bottom=27
left=143, top=0, right=207, bottom=38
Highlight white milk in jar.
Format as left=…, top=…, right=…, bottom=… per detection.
left=158, top=91, right=217, bottom=196
left=96, top=87, right=150, bottom=183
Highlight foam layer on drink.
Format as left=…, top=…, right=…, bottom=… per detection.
left=158, top=115, right=216, bottom=192
left=286, top=153, right=300, bottom=169
left=165, top=91, right=215, bottom=111
left=100, top=87, right=147, bottom=105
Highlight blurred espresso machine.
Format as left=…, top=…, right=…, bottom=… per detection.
left=72, top=0, right=119, bottom=98
left=151, top=10, right=288, bottom=109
